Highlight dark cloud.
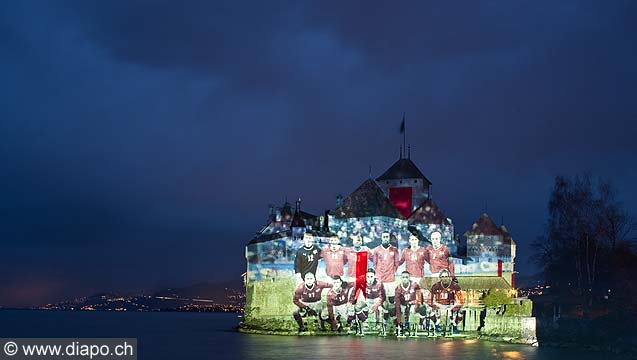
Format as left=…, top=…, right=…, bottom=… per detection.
left=67, top=1, right=309, bottom=94
left=1, top=1, right=636, bottom=306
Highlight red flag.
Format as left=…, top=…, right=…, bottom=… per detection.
left=389, top=187, right=412, bottom=218
left=497, top=259, right=503, bottom=277
left=355, top=251, right=368, bottom=300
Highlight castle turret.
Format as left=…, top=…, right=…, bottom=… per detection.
left=291, top=198, right=306, bottom=241
left=463, top=213, right=516, bottom=286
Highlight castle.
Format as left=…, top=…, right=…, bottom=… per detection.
left=241, top=152, right=529, bottom=339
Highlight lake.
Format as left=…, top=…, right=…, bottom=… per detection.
left=0, top=310, right=622, bottom=359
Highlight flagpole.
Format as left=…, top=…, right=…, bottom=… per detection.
left=403, top=113, right=406, bottom=158
left=399, top=113, right=406, bottom=159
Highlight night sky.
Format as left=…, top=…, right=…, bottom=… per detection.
left=2, top=1, right=636, bottom=307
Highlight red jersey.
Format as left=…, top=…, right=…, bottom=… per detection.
left=364, top=280, right=386, bottom=311
left=430, top=281, right=462, bottom=308
left=326, top=283, right=355, bottom=307
left=394, top=281, right=422, bottom=305
left=394, top=281, right=423, bottom=323
left=399, top=247, right=427, bottom=278
left=327, top=283, right=355, bottom=328
left=372, top=245, right=399, bottom=283
left=321, top=247, right=347, bottom=277
left=293, top=281, right=332, bottom=307
left=344, top=246, right=372, bottom=277
left=424, top=244, right=454, bottom=275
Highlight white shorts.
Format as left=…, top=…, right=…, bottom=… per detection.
left=382, top=282, right=397, bottom=297
left=331, top=303, right=353, bottom=319
left=434, top=304, right=460, bottom=317
left=298, top=301, right=325, bottom=314
left=360, top=298, right=384, bottom=312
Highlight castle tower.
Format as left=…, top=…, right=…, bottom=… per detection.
left=376, top=157, right=432, bottom=218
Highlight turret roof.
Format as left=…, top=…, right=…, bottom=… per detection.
left=464, top=213, right=514, bottom=244
left=408, top=198, right=451, bottom=225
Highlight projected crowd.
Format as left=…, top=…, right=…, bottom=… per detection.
left=292, top=230, right=463, bottom=336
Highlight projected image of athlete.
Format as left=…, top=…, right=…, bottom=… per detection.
left=294, top=231, right=322, bottom=284
left=344, top=234, right=372, bottom=282
left=399, top=231, right=427, bottom=283
left=355, top=268, right=386, bottom=330
left=321, top=234, right=347, bottom=278
left=430, top=269, right=463, bottom=334
left=372, top=232, right=399, bottom=296
left=424, top=231, right=455, bottom=277
left=292, top=272, right=332, bottom=332
left=394, top=271, right=426, bottom=335
left=326, top=275, right=355, bottom=332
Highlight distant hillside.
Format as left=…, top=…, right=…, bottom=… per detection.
left=154, top=279, right=244, bottom=303
left=39, top=280, right=245, bottom=312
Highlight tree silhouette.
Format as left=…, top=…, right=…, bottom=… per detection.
left=532, top=174, right=635, bottom=317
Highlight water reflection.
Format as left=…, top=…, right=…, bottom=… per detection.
left=237, top=334, right=534, bottom=360
left=237, top=333, right=625, bottom=360
left=0, top=311, right=624, bottom=360
left=501, top=351, right=524, bottom=359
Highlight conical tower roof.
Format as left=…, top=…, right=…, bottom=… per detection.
left=376, top=158, right=432, bottom=186
left=408, top=198, right=450, bottom=225
left=334, top=179, right=404, bottom=219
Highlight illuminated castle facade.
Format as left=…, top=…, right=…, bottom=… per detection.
left=245, top=154, right=516, bottom=292
left=241, top=152, right=533, bottom=342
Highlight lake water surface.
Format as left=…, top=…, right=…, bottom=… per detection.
left=0, top=310, right=622, bottom=359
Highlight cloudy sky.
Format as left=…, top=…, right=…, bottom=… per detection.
left=1, top=1, right=636, bottom=307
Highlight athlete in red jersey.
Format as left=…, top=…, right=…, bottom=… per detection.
left=292, top=272, right=333, bottom=332
left=399, top=233, right=427, bottom=279
left=355, top=268, right=387, bottom=325
left=372, top=232, right=399, bottom=287
left=344, top=234, right=372, bottom=280
left=429, top=269, right=463, bottom=333
left=424, top=231, right=455, bottom=276
left=321, top=235, right=348, bottom=277
left=394, top=271, right=424, bottom=327
left=326, top=276, right=356, bottom=331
